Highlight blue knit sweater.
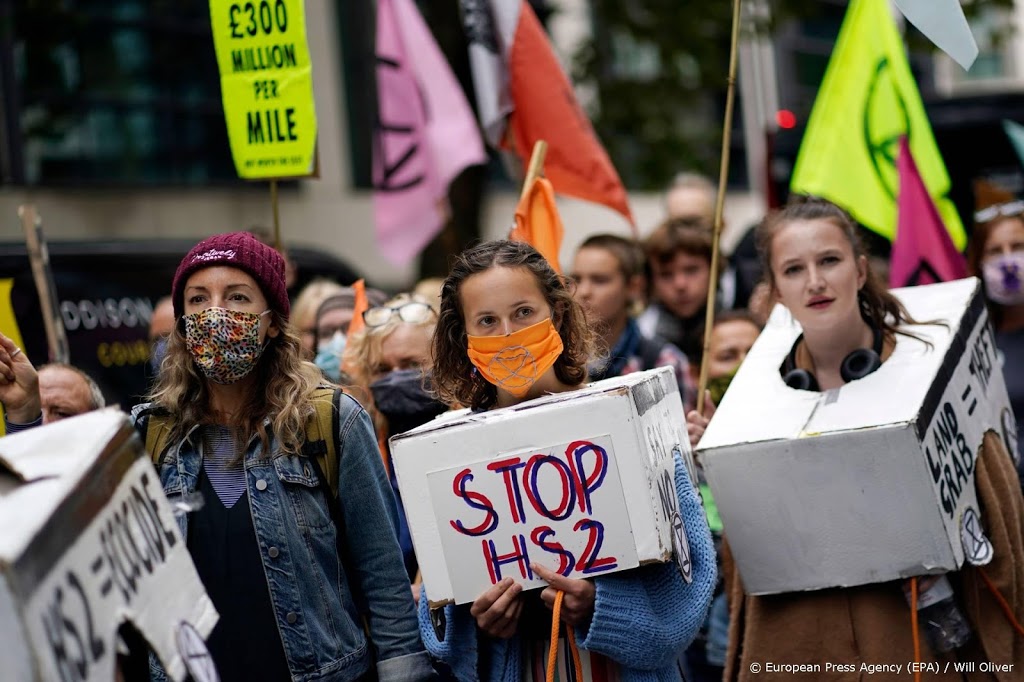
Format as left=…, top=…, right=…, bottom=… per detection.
left=418, top=453, right=716, bottom=682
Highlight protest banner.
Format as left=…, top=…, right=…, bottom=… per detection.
left=699, top=279, right=1015, bottom=595
left=392, top=367, right=697, bottom=606
left=208, top=0, right=317, bottom=180
left=1, top=410, right=218, bottom=681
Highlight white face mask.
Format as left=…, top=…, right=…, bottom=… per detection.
left=983, top=252, right=1024, bottom=306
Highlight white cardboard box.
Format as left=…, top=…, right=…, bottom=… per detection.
left=699, top=278, right=1016, bottom=595
left=391, top=367, right=696, bottom=606
left=0, top=409, right=218, bottom=682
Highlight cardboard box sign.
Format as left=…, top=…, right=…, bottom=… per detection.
left=699, top=278, right=1016, bottom=596
left=391, top=367, right=697, bottom=606
left=0, top=409, right=218, bottom=682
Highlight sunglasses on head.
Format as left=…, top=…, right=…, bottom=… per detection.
left=362, top=302, right=435, bottom=328
left=974, top=200, right=1024, bottom=224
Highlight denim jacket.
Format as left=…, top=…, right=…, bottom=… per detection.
left=131, top=394, right=434, bottom=682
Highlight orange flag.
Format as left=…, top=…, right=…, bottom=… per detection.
left=346, top=279, right=369, bottom=341
left=463, top=1, right=634, bottom=230
left=509, top=177, right=564, bottom=273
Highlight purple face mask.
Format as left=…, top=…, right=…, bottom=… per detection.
left=983, top=252, right=1024, bottom=306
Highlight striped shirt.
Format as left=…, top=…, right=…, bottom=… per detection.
left=202, top=425, right=246, bottom=508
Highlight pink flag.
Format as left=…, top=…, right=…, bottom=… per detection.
left=374, top=0, right=486, bottom=266
left=890, top=137, right=967, bottom=288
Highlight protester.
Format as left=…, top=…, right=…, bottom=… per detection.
left=345, top=292, right=445, bottom=582
left=149, top=295, right=175, bottom=376
left=638, top=219, right=718, bottom=361
left=132, top=232, right=433, bottom=681
left=312, top=289, right=357, bottom=383
left=419, top=239, right=716, bottom=681
left=412, top=277, right=445, bottom=312
left=687, top=199, right=1024, bottom=682
left=571, top=233, right=695, bottom=410
left=292, top=278, right=349, bottom=360
left=691, top=310, right=763, bottom=405
left=968, top=200, right=1024, bottom=484
left=0, top=341, right=105, bottom=429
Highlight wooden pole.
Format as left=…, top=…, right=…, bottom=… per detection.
left=19, top=205, right=70, bottom=364
left=270, top=179, right=282, bottom=252
left=697, top=0, right=743, bottom=416
left=520, top=140, right=548, bottom=201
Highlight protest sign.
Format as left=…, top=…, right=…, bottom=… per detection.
left=392, top=367, right=697, bottom=606
left=0, top=410, right=218, bottom=681
left=208, top=0, right=317, bottom=178
left=699, top=278, right=1014, bottom=595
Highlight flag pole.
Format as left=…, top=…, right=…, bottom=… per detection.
left=270, top=179, right=282, bottom=252
left=697, top=0, right=743, bottom=416
left=520, top=140, right=549, bottom=201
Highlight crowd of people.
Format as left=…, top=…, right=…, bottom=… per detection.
left=1, top=171, right=1023, bottom=682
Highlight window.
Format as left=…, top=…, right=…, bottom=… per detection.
left=1, top=0, right=237, bottom=186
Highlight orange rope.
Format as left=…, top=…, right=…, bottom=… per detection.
left=546, top=591, right=583, bottom=682
left=911, top=577, right=921, bottom=682
left=978, top=566, right=1024, bottom=638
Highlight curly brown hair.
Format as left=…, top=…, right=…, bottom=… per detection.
left=147, top=311, right=326, bottom=459
left=756, top=198, right=930, bottom=341
left=432, top=240, right=594, bottom=411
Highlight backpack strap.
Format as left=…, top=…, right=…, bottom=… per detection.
left=303, top=386, right=341, bottom=500
left=140, top=406, right=174, bottom=468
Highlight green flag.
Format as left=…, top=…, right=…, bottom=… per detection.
left=790, top=0, right=965, bottom=249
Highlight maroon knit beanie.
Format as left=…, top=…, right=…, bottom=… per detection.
left=172, top=232, right=290, bottom=319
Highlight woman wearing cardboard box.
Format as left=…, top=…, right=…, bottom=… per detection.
left=687, top=199, right=1024, bottom=681
left=133, top=233, right=433, bottom=681
left=417, top=239, right=716, bottom=682
left=968, top=201, right=1024, bottom=487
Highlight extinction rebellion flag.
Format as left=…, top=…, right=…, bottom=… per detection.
left=790, top=0, right=965, bottom=249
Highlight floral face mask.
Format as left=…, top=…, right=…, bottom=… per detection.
left=184, top=307, right=270, bottom=384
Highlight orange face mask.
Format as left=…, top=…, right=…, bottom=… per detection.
left=466, top=318, right=564, bottom=398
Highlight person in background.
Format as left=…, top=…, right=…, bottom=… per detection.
left=149, top=295, right=175, bottom=376
left=419, top=239, right=715, bottom=682
left=571, top=233, right=696, bottom=410
left=344, top=292, right=445, bottom=583
left=638, top=219, right=719, bottom=361
left=0, top=339, right=106, bottom=430
left=664, top=172, right=749, bottom=308
left=134, top=232, right=432, bottom=681
left=968, top=200, right=1024, bottom=487
left=412, top=277, right=445, bottom=312
left=688, top=199, right=1024, bottom=682
left=690, top=310, right=763, bottom=405
left=679, top=309, right=762, bottom=682
left=292, top=278, right=349, bottom=360
left=313, top=290, right=356, bottom=384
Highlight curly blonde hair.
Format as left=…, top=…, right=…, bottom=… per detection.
left=147, top=312, right=326, bottom=458
left=432, top=240, right=595, bottom=411
left=343, top=292, right=437, bottom=390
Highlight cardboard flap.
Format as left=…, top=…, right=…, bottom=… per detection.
left=701, top=278, right=981, bottom=451
left=0, top=409, right=128, bottom=483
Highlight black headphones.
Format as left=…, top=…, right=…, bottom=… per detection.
left=782, top=325, right=884, bottom=392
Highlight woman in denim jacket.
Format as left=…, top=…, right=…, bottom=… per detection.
left=134, top=232, right=432, bottom=681
left=419, top=240, right=716, bottom=681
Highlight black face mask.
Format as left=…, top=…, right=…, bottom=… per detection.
left=369, top=369, right=448, bottom=437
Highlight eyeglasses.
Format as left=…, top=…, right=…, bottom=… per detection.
left=362, top=302, right=436, bottom=328
left=974, top=200, right=1024, bottom=224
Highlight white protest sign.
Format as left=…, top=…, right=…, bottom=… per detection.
left=427, top=435, right=638, bottom=604
left=21, top=456, right=214, bottom=682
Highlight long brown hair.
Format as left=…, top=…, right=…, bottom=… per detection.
left=966, top=211, right=1024, bottom=329
left=756, top=198, right=928, bottom=340
left=148, top=311, right=326, bottom=457
left=432, top=240, right=594, bottom=411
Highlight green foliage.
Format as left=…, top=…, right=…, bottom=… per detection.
left=574, top=0, right=1017, bottom=191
